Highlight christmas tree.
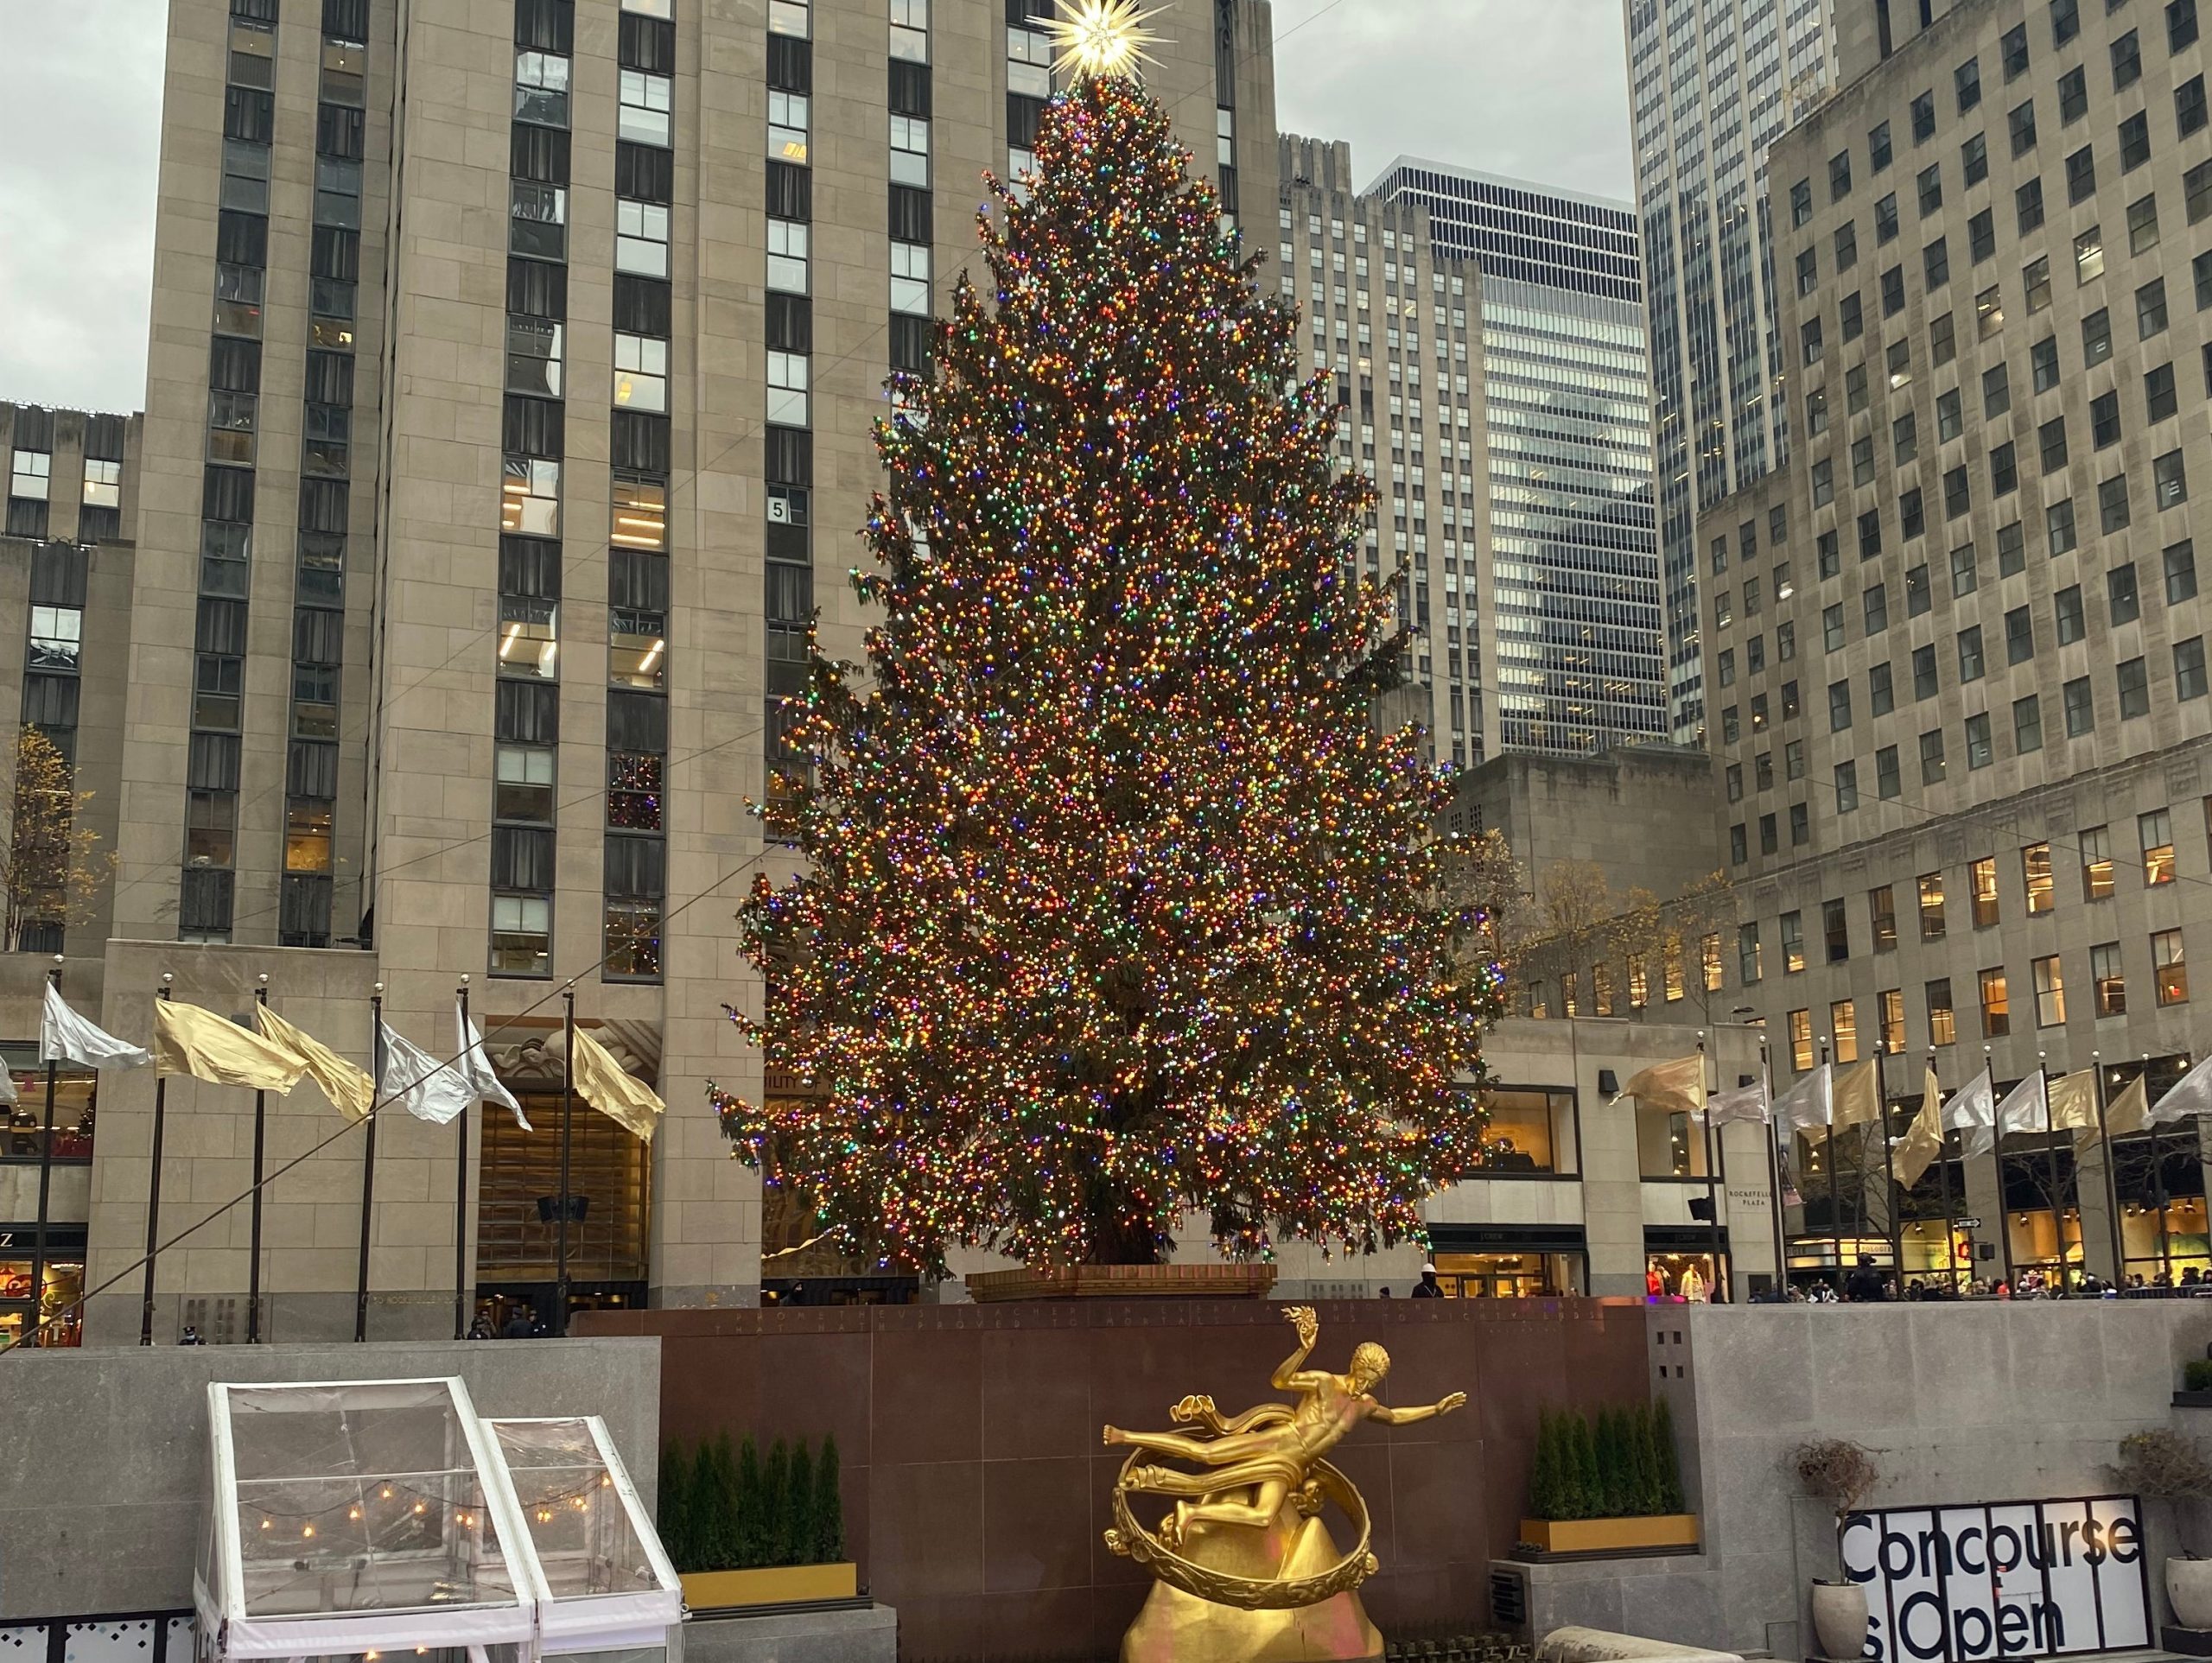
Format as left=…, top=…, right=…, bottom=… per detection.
left=715, top=58, right=1501, bottom=1271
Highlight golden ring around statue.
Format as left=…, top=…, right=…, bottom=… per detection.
left=1103, top=1450, right=1379, bottom=1611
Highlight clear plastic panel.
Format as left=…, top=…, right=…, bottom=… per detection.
left=220, top=1384, right=521, bottom=1617
left=486, top=1422, right=661, bottom=1598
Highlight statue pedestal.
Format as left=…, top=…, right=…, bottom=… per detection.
left=1119, top=1502, right=1382, bottom=1663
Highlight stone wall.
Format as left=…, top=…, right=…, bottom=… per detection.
left=0, top=1336, right=659, bottom=1619
left=577, top=1297, right=1655, bottom=1663
left=1509, top=1302, right=2212, bottom=1656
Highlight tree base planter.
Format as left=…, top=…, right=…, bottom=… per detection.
left=680, top=1564, right=860, bottom=1611
left=1516, top=1515, right=1700, bottom=1558
left=964, top=1264, right=1278, bottom=1302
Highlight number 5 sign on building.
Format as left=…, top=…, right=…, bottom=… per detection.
left=1840, top=1499, right=2152, bottom=1660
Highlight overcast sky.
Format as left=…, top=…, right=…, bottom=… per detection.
left=0, top=0, right=1635, bottom=416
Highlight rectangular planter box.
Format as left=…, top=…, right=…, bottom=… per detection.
left=679, top=1564, right=859, bottom=1609
left=1518, top=1514, right=1700, bottom=1555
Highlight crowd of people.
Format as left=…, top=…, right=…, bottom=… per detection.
left=1744, top=1254, right=2212, bottom=1302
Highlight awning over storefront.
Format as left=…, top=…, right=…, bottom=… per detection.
left=197, top=1378, right=680, bottom=1663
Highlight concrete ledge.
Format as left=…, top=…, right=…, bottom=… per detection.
left=683, top=1604, right=897, bottom=1663
left=1537, top=1626, right=1744, bottom=1663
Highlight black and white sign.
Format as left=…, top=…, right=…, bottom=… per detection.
left=1840, top=1498, right=2152, bottom=1661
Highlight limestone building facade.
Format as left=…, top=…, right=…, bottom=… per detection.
left=1695, top=0, right=2212, bottom=1285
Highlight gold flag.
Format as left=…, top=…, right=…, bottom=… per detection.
left=2049, top=1069, right=2099, bottom=1136
left=155, top=1000, right=310, bottom=1093
left=1832, top=1059, right=1884, bottom=1130
left=1615, top=1053, right=1705, bottom=1117
left=571, top=1026, right=665, bottom=1143
left=255, top=1005, right=373, bottom=1122
left=1894, top=1063, right=1947, bottom=1189
left=2102, top=1074, right=2152, bottom=1140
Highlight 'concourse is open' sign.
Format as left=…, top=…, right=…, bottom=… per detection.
left=1840, top=1498, right=2152, bottom=1660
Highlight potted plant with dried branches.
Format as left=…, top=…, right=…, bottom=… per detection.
left=1791, top=1438, right=1880, bottom=1659
left=2113, top=1429, right=2212, bottom=1628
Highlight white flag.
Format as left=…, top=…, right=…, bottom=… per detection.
left=1948, top=1067, right=1998, bottom=1157
left=1697, top=1079, right=1771, bottom=1126
left=0, top=1066, right=19, bottom=1107
left=1995, top=1071, right=2050, bottom=1139
left=459, top=1000, right=531, bottom=1132
left=2152, top=1052, right=2212, bottom=1125
left=41, top=983, right=151, bottom=1070
left=1773, top=1063, right=1834, bottom=1133
left=377, top=1022, right=474, bottom=1127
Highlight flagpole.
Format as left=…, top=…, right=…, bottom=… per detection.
left=1820, top=1037, right=1842, bottom=1285
left=1696, top=1032, right=1724, bottom=1302
left=356, top=983, right=381, bottom=1343
left=557, top=983, right=575, bottom=1337
left=2037, top=1052, right=2067, bottom=1295
left=454, top=975, right=471, bottom=1342
left=1931, top=1048, right=1960, bottom=1292
left=1988, top=1044, right=2016, bottom=1293
left=1876, top=1037, right=1904, bottom=1287
left=2093, top=1050, right=2124, bottom=1289
left=1758, top=1028, right=1787, bottom=1292
left=2154, top=1050, right=2175, bottom=1285
left=138, top=974, right=174, bottom=1348
left=30, top=956, right=62, bottom=1344
left=246, top=974, right=270, bottom=1342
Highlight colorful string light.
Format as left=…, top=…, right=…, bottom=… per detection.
left=714, top=75, right=1503, bottom=1273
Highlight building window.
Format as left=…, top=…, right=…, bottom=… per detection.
left=2093, top=942, right=2127, bottom=1015
left=1782, top=911, right=1806, bottom=974
left=497, top=595, right=558, bottom=680
left=617, top=199, right=671, bottom=276
left=1927, top=978, right=1956, bottom=1046
left=2015, top=693, right=2042, bottom=753
left=1919, top=873, right=1947, bottom=939
left=501, top=456, right=561, bottom=536
left=767, top=351, right=809, bottom=426
left=2178, top=637, right=2209, bottom=701
left=1701, top=933, right=1723, bottom=993
left=604, top=899, right=663, bottom=980
left=622, top=68, right=675, bottom=147
left=2064, top=676, right=2094, bottom=736
left=515, top=48, right=571, bottom=128
left=891, top=113, right=930, bottom=187
left=2018, top=843, right=2054, bottom=917
left=1823, top=898, right=1850, bottom=965
left=2156, top=930, right=2190, bottom=1006
left=1920, top=727, right=1947, bottom=784
left=2119, top=656, right=2151, bottom=719
left=491, top=893, right=552, bottom=976
left=1980, top=968, right=2012, bottom=1038
left=613, top=333, right=669, bottom=413
left=495, top=744, right=555, bottom=823
left=1880, top=988, right=1906, bottom=1052
left=1871, top=885, right=1898, bottom=951
left=506, top=316, right=563, bottom=397
left=891, top=241, right=931, bottom=314
left=890, top=0, right=927, bottom=58
left=2142, top=809, right=2177, bottom=885
left=2033, top=955, right=2067, bottom=1026
left=1789, top=1010, right=1815, bottom=1075
left=511, top=181, right=568, bottom=259
left=2082, top=825, right=2115, bottom=900
left=1738, top=922, right=1762, bottom=984
left=612, top=474, right=667, bottom=550
left=1969, top=856, right=1999, bottom=927
left=1833, top=1000, right=1859, bottom=1063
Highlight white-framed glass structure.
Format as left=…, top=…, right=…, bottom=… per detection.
left=197, top=1378, right=680, bottom=1663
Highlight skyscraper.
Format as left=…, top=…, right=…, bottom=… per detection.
left=40, top=0, right=1282, bottom=1342
left=1366, top=161, right=1669, bottom=756
left=1624, top=0, right=1841, bottom=739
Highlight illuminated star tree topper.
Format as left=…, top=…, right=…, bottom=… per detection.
left=715, top=69, right=1502, bottom=1273
left=1042, top=0, right=1164, bottom=80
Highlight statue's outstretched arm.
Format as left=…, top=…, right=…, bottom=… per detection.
left=1270, top=1304, right=1320, bottom=1388
left=1371, top=1391, right=1468, bottom=1426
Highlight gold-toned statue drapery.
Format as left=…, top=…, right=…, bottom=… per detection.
left=1103, top=1306, right=1465, bottom=1663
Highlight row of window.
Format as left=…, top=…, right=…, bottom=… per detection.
left=4, top=407, right=124, bottom=543
left=1780, top=922, right=2187, bottom=1070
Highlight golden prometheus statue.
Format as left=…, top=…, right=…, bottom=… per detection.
left=1103, top=1305, right=1466, bottom=1663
